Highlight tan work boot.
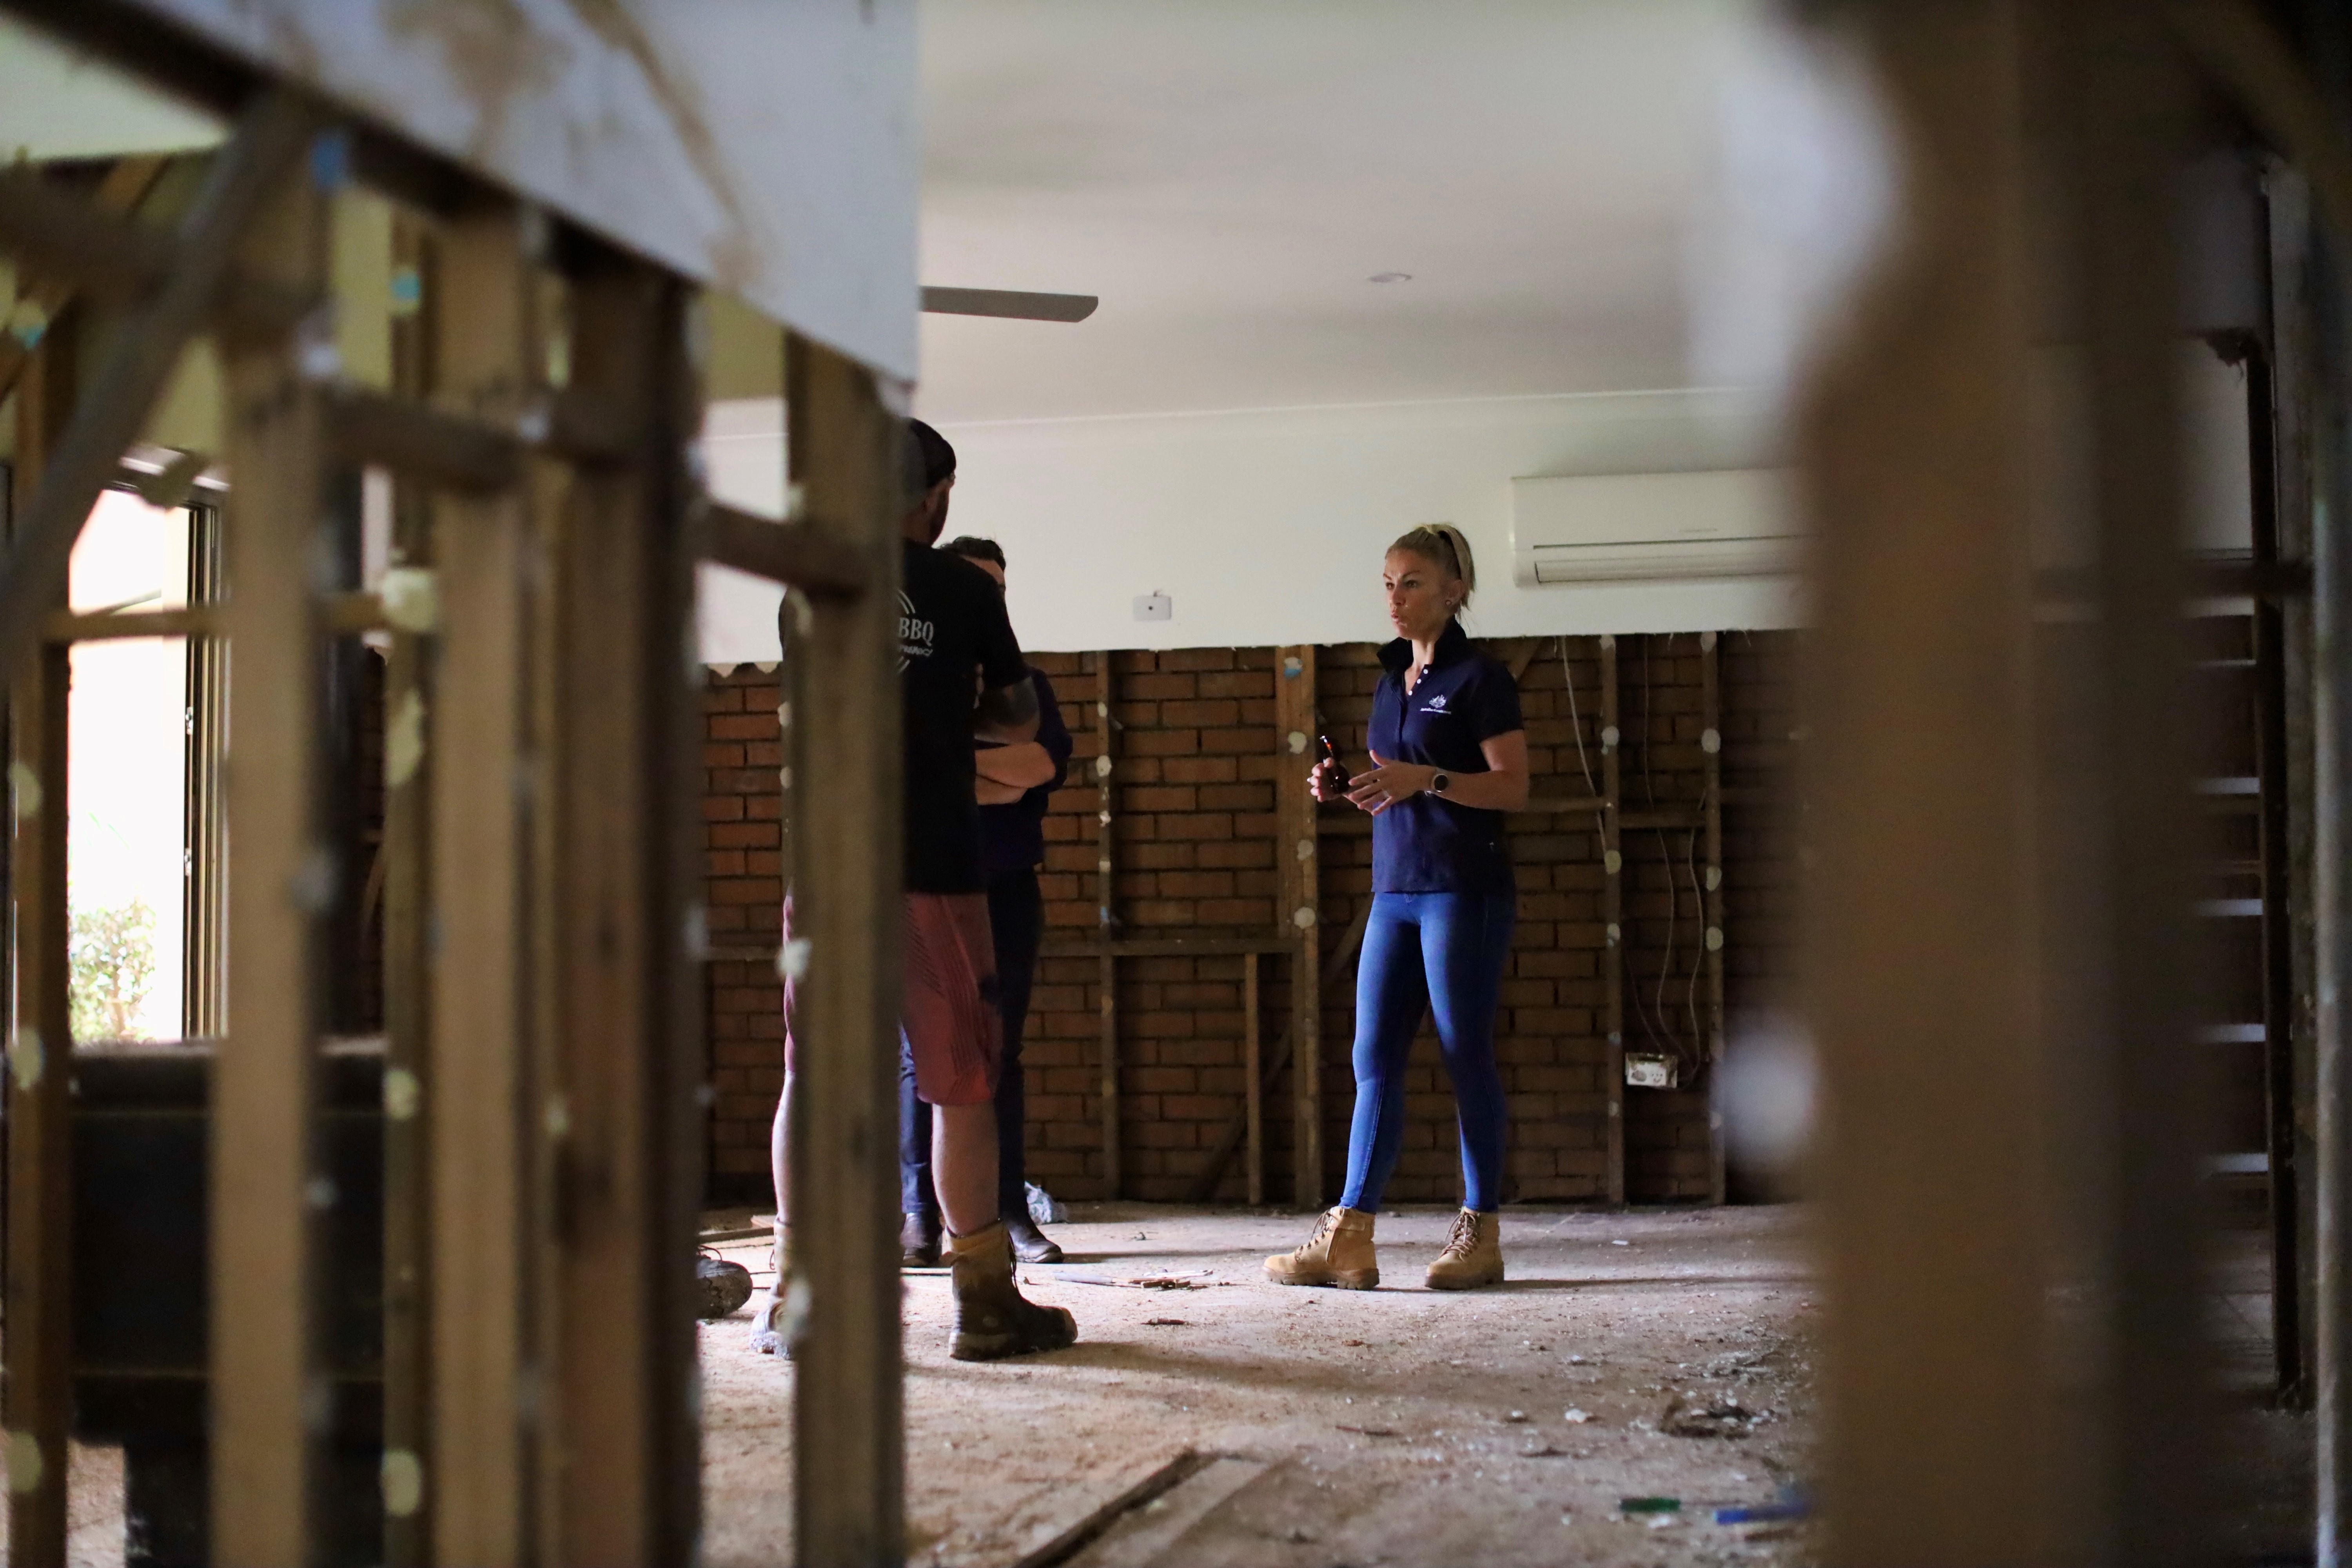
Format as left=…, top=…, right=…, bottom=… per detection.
left=1264, top=1206, right=1379, bottom=1289
left=1424, top=1209, right=1504, bottom=1290
left=949, top=1221, right=1078, bottom=1362
left=749, top=1223, right=798, bottom=1357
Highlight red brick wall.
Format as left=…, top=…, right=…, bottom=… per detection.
left=701, top=668, right=786, bottom=1191
left=697, top=633, right=1802, bottom=1208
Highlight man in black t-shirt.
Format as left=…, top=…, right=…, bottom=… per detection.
left=757, top=420, right=1078, bottom=1364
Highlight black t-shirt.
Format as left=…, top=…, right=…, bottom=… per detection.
left=900, top=540, right=1028, bottom=892
left=1367, top=621, right=1524, bottom=895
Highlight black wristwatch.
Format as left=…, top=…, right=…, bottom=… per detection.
left=1430, top=771, right=1451, bottom=796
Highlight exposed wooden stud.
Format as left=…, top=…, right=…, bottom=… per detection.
left=424, top=203, right=538, bottom=1568
left=1096, top=652, right=1120, bottom=1200
left=0, top=154, right=167, bottom=406
left=0, top=156, right=309, bottom=359
left=0, top=91, right=317, bottom=693
left=1798, top=4, right=2054, bottom=1557
left=2064, top=5, right=2214, bottom=1554
left=1244, top=952, right=1263, bottom=1207
left=702, top=500, right=872, bottom=599
left=5, top=317, right=76, bottom=1568
left=1183, top=898, right=1374, bottom=1205
left=324, top=383, right=525, bottom=492
left=4, top=649, right=69, bottom=1568
left=1701, top=632, right=1727, bottom=1207
left=1275, top=645, right=1321, bottom=1209
left=380, top=209, right=435, bottom=1568
left=784, top=329, right=905, bottom=1568
left=211, top=152, right=330, bottom=1568
left=534, top=247, right=702, bottom=1566
left=1600, top=635, right=1625, bottom=1206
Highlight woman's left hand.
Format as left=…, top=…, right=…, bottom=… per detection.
left=1345, top=751, right=1439, bottom=815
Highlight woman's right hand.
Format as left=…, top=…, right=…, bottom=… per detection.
left=1309, top=759, right=1343, bottom=802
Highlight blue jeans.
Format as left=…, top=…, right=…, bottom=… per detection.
left=1339, top=891, right=1515, bottom=1214
left=902, top=867, right=1042, bottom=1219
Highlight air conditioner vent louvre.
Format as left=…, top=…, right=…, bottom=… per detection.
left=1512, top=469, right=1797, bottom=588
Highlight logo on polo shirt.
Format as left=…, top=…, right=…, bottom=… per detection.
left=1420, top=693, right=1449, bottom=713
left=898, top=591, right=935, bottom=672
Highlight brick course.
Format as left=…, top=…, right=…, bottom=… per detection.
left=696, top=633, right=1801, bottom=1207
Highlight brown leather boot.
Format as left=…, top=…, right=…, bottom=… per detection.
left=949, top=1221, right=1078, bottom=1362
left=1264, top=1206, right=1379, bottom=1289
left=1424, top=1209, right=1504, bottom=1290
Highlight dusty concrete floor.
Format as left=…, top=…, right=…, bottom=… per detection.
left=701, top=1204, right=1824, bottom=1567
left=4, top=1204, right=2314, bottom=1564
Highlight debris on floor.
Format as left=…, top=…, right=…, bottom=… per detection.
left=698, top=1203, right=1825, bottom=1567
left=1661, top=1390, right=1766, bottom=1439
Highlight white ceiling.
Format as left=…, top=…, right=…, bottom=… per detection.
left=915, top=0, right=1754, bottom=423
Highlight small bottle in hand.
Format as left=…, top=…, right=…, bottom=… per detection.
left=1312, top=734, right=1351, bottom=801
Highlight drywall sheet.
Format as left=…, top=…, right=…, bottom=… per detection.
left=106, top=0, right=918, bottom=381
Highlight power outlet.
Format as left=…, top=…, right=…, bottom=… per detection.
left=1133, top=592, right=1172, bottom=622
left=1624, top=1053, right=1679, bottom=1090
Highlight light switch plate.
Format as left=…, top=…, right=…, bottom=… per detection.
left=1133, top=592, right=1172, bottom=622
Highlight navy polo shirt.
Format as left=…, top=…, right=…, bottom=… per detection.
left=1368, top=621, right=1524, bottom=895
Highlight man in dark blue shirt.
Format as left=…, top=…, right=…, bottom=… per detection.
left=900, top=536, right=1074, bottom=1265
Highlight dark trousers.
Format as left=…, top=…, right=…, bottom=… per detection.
left=901, top=866, right=1043, bottom=1220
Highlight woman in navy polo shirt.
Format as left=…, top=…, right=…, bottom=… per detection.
left=1266, top=524, right=1528, bottom=1291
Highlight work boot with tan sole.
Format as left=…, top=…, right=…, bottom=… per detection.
left=1264, top=1206, right=1379, bottom=1289
left=949, top=1221, right=1078, bottom=1362
left=1424, top=1209, right=1504, bottom=1290
left=749, top=1224, right=799, bottom=1358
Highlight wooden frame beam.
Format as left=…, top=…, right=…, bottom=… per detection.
left=1243, top=953, right=1264, bottom=1207
left=1184, top=898, right=1373, bottom=1206
left=210, top=145, right=331, bottom=1568
left=532, top=243, right=703, bottom=1567
left=1701, top=632, right=1727, bottom=1206
left=422, top=201, right=538, bottom=1568
left=702, top=499, right=873, bottom=599
left=1800, top=5, right=2058, bottom=1557
left=1275, top=646, right=1322, bottom=1209
left=1096, top=652, right=1120, bottom=1200
left=784, top=329, right=905, bottom=1568
left=0, top=155, right=169, bottom=407
left=5, top=305, right=76, bottom=1568
left=0, top=157, right=309, bottom=347
left=0, top=90, right=317, bottom=694
left=1600, top=635, right=1625, bottom=1205
left=379, top=207, right=436, bottom=1568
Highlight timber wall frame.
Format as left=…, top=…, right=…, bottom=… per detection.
left=0, top=29, right=906, bottom=1568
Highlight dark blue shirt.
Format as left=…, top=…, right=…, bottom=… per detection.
left=1368, top=622, right=1523, bottom=895
left=979, top=668, right=1071, bottom=875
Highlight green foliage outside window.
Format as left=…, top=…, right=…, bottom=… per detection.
left=70, top=897, right=157, bottom=1043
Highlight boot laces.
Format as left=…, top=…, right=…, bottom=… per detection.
left=1437, top=1210, right=1482, bottom=1260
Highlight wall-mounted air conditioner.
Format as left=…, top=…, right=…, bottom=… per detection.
left=1510, top=469, right=1798, bottom=588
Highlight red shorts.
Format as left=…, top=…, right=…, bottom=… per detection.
left=781, top=892, right=1001, bottom=1107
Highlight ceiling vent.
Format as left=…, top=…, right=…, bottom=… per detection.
left=1510, top=470, right=1799, bottom=587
